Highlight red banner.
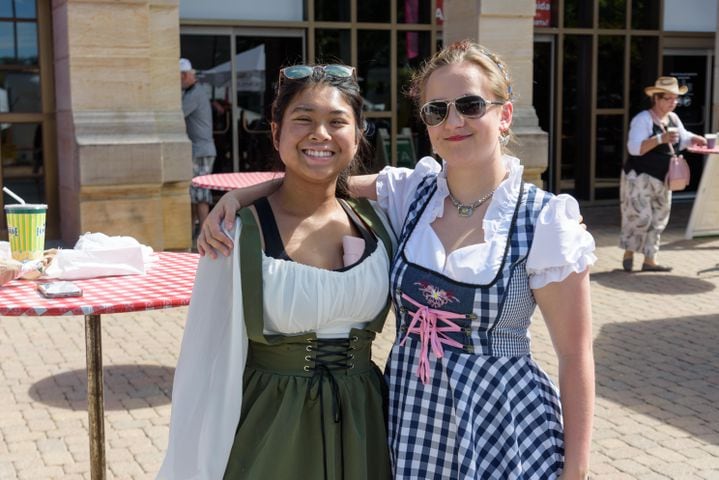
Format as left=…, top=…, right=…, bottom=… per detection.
left=435, top=0, right=444, bottom=25
left=534, top=0, right=552, bottom=27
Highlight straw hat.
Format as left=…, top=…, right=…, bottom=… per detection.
left=644, top=76, right=688, bottom=96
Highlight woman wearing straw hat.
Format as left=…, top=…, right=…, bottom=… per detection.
left=621, top=76, right=706, bottom=272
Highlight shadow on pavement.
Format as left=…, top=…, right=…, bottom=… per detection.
left=28, top=364, right=174, bottom=411
left=661, top=236, right=719, bottom=252
left=580, top=202, right=694, bottom=248
left=595, top=314, right=719, bottom=444
left=590, top=272, right=716, bottom=295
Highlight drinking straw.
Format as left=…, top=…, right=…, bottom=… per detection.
left=2, top=186, right=26, bottom=204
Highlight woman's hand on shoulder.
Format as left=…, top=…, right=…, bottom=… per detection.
left=197, top=193, right=241, bottom=258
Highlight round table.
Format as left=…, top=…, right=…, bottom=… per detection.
left=687, top=146, right=719, bottom=155
left=0, top=251, right=199, bottom=480
left=191, top=171, right=284, bottom=191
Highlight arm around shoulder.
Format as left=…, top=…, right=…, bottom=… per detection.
left=198, top=179, right=281, bottom=258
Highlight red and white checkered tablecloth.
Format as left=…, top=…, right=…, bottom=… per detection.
left=191, top=172, right=284, bottom=191
left=0, top=252, right=199, bottom=317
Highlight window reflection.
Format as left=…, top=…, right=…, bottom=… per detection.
left=397, top=30, right=431, bottom=165
left=597, top=36, right=624, bottom=108
left=357, top=0, right=390, bottom=23
left=564, top=0, right=592, bottom=28
left=631, top=0, right=660, bottom=29
left=0, top=122, right=45, bottom=207
left=595, top=115, right=623, bottom=199
left=397, top=0, right=431, bottom=24
left=358, top=30, right=390, bottom=112
left=0, top=71, right=40, bottom=112
left=314, top=0, right=350, bottom=22
left=0, top=19, right=38, bottom=65
left=315, top=29, right=351, bottom=65
left=598, top=0, right=626, bottom=29
left=561, top=35, right=593, bottom=198
left=0, top=0, right=36, bottom=19
left=0, top=1, right=11, bottom=17
left=629, top=37, right=658, bottom=116
left=16, top=21, right=36, bottom=62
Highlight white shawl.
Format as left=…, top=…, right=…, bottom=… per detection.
left=157, top=219, right=247, bottom=479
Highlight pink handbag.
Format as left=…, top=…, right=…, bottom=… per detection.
left=665, top=154, right=690, bottom=191
left=652, top=112, right=690, bottom=191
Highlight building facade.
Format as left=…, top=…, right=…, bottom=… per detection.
left=0, top=0, right=716, bottom=248
left=534, top=0, right=718, bottom=202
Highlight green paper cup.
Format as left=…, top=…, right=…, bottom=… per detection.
left=4, top=204, right=47, bottom=261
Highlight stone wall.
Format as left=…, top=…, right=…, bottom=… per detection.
left=443, top=0, right=548, bottom=186
left=52, top=0, right=191, bottom=250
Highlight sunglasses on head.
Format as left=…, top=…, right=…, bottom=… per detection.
left=419, top=94, right=505, bottom=127
left=279, top=64, right=357, bottom=85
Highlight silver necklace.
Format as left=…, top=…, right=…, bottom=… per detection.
left=447, top=187, right=497, bottom=217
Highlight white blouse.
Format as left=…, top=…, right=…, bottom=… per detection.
left=376, top=155, right=596, bottom=289
left=262, top=242, right=390, bottom=338
left=626, top=110, right=693, bottom=156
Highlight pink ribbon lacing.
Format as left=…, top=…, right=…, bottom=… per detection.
left=399, top=293, right=466, bottom=384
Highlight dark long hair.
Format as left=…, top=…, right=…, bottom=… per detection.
left=270, top=66, right=370, bottom=198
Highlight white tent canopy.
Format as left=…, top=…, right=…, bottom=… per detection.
left=199, top=44, right=266, bottom=92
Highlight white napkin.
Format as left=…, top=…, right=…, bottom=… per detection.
left=44, top=232, right=155, bottom=280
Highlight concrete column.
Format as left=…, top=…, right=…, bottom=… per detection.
left=443, top=0, right=548, bottom=186
left=52, top=0, right=191, bottom=250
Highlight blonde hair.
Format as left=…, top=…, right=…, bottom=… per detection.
left=407, top=40, right=513, bottom=107
left=407, top=40, right=514, bottom=149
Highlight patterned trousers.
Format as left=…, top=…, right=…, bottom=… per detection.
left=619, top=170, right=671, bottom=258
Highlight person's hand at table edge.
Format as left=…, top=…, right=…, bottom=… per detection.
left=690, top=134, right=708, bottom=148
left=197, top=192, right=241, bottom=258
left=0, top=260, right=20, bottom=286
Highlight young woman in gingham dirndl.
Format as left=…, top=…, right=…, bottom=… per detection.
left=386, top=170, right=566, bottom=479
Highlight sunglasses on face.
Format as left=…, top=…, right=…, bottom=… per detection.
left=419, top=94, right=505, bottom=127
left=278, top=64, right=357, bottom=85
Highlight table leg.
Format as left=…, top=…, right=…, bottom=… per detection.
left=85, top=314, right=106, bottom=480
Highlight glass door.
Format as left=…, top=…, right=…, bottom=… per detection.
left=663, top=50, right=715, bottom=192
left=234, top=33, right=303, bottom=171
left=533, top=35, right=556, bottom=192
left=181, top=27, right=303, bottom=173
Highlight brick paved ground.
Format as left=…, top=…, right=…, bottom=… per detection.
left=1, top=202, right=718, bottom=479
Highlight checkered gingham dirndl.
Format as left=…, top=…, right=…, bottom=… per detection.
left=385, top=174, right=565, bottom=479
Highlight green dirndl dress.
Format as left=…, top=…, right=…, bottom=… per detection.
left=222, top=198, right=394, bottom=480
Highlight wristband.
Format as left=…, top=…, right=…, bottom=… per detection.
left=655, top=133, right=663, bottom=144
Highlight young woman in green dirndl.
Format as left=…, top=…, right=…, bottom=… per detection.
left=157, top=65, right=394, bottom=480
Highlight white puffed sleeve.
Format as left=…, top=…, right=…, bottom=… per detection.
left=375, top=156, right=441, bottom=235
left=527, top=194, right=597, bottom=290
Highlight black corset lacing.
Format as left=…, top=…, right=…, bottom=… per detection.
left=305, top=336, right=357, bottom=480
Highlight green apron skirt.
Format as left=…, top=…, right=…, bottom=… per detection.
left=223, top=330, right=391, bottom=479
left=223, top=200, right=393, bottom=480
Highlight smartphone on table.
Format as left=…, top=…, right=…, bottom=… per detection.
left=37, top=281, right=83, bottom=298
